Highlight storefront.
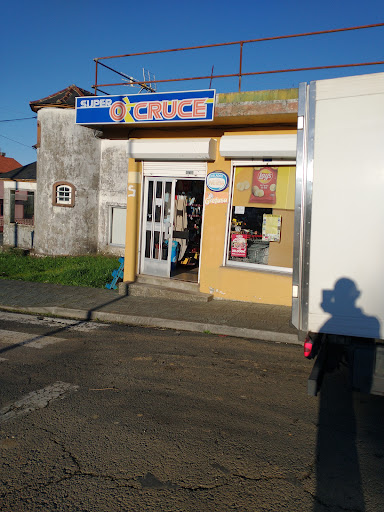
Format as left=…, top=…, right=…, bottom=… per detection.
left=75, top=88, right=298, bottom=305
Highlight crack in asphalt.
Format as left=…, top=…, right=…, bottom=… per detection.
left=5, top=429, right=329, bottom=506
left=47, top=433, right=82, bottom=473
left=3, top=447, right=362, bottom=512
left=3, top=428, right=320, bottom=502
left=20, top=431, right=315, bottom=497
left=233, top=462, right=315, bottom=484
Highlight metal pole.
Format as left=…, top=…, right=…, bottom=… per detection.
left=93, top=59, right=384, bottom=89
left=94, top=23, right=384, bottom=61
left=94, top=59, right=98, bottom=96
left=209, top=65, right=214, bottom=89
left=239, top=42, right=243, bottom=92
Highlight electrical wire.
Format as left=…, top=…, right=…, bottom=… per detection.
left=0, top=133, right=35, bottom=148
left=0, top=117, right=37, bottom=122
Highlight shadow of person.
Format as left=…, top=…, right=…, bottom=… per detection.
left=313, top=278, right=382, bottom=511
left=320, top=278, right=380, bottom=339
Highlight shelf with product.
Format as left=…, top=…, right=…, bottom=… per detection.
left=172, top=180, right=204, bottom=273
left=229, top=207, right=272, bottom=265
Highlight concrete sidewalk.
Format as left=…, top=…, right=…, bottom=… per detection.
left=0, top=279, right=299, bottom=345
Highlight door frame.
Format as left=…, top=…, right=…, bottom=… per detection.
left=140, top=177, right=176, bottom=278
left=139, top=173, right=206, bottom=281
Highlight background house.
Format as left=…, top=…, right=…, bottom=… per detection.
left=0, top=152, right=21, bottom=173
left=0, top=162, right=36, bottom=249
left=0, top=152, right=22, bottom=239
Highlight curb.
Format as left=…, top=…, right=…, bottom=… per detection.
left=0, top=306, right=300, bottom=346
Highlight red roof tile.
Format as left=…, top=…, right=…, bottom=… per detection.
left=0, top=154, right=22, bottom=173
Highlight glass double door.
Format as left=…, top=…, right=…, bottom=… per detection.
left=141, top=178, right=176, bottom=278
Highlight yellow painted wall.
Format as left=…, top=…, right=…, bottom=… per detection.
left=198, top=129, right=295, bottom=306
left=267, top=209, right=294, bottom=268
left=212, top=266, right=292, bottom=304
left=123, top=158, right=142, bottom=282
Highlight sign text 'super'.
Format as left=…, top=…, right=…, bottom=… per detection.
left=75, top=90, right=215, bottom=125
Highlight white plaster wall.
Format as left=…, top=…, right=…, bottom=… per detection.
left=34, top=108, right=101, bottom=256
left=97, top=139, right=128, bottom=256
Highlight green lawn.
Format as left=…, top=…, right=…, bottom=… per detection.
left=0, top=249, right=120, bottom=288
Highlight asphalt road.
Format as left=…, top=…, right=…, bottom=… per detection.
left=0, top=312, right=383, bottom=512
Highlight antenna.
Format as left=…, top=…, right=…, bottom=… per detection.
left=121, top=68, right=156, bottom=93
left=142, top=68, right=156, bottom=93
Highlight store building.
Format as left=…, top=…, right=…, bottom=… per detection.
left=32, top=86, right=298, bottom=306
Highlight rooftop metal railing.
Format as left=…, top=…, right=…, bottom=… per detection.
left=93, top=23, right=384, bottom=95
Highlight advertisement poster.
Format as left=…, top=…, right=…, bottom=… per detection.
left=204, top=190, right=229, bottom=206
left=231, top=234, right=247, bottom=258
left=232, top=166, right=296, bottom=210
left=249, top=167, right=278, bottom=204
left=262, top=214, right=281, bottom=242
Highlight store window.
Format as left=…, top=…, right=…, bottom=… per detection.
left=52, top=182, right=76, bottom=207
left=10, top=190, right=35, bottom=225
left=227, top=165, right=295, bottom=271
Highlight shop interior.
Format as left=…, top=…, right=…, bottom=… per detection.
left=171, top=179, right=204, bottom=282
left=229, top=206, right=272, bottom=265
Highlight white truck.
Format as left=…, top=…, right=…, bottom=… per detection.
left=291, top=71, right=384, bottom=396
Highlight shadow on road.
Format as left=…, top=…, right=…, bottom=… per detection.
left=0, top=292, right=128, bottom=355
left=313, top=278, right=384, bottom=511
left=314, top=359, right=364, bottom=511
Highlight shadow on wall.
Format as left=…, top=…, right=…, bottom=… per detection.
left=319, top=278, right=380, bottom=339
left=313, top=278, right=383, bottom=511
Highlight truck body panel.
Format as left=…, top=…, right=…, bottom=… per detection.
left=293, top=72, right=384, bottom=340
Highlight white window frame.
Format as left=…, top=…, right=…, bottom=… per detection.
left=52, top=182, right=76, bottom=207
left=56, top=185, right=72, bottom=205
left=109, top=205, right=127, bottom=247
left=224, top=160, right=295, bottom=275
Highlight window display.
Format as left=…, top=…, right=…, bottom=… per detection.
left=227, top=166, right=295, bottom=269
left=229, top=206, right=272, bottom=264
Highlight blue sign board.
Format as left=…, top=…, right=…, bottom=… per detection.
left=76, top=89, right=215, bottom=125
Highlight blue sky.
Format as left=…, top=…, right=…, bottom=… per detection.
left=2, top=0, right=383, bottom=165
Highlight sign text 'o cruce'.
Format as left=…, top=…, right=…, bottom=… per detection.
left=75, top=90, right=215, bottom=125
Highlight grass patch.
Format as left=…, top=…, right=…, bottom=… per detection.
left=0, top=249, right=120, bottom=288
